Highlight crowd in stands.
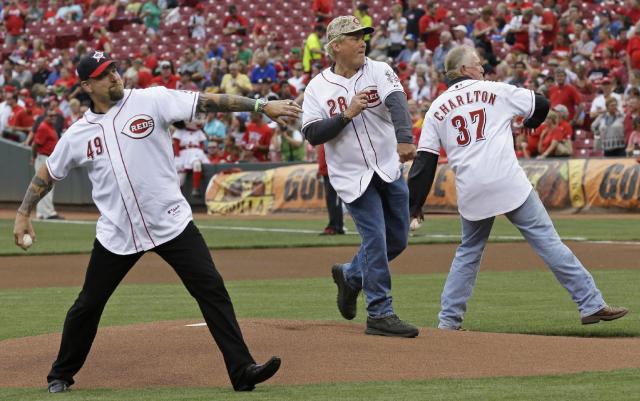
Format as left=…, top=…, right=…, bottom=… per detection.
left=3, top=0, right=640, bottom=166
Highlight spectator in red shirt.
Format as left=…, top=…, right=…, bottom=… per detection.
left=627, top=23, right=640, bottom=71
left=91, top=25, right=113, bottom=53
left=509, top=0, right=533, bottom=10
left=594, top=28, right=621, bottom=55
left=210, top=135, right=241, bottom=164
left=533, top=3, right=558, bottom=56
left=89, top=0, right=116, bottom=22
left=54, top=67, right=78, bottom=89
left=473, top=6, right=499, bottom=66
left=510, top=9, right=533, bottom=55
left=418, top=2, right=444, bottom=51
left=33, top=110, right=62, bottom=220
left=135, top=60, right=153, bottom=89
left=251, top=10, right=270, bottom=43
left=4, top=0, right=26, bottom=45
left=537, top=111, right=569, bottom=158
left=243, top=113, right=273, bottom=161
left=222, top=5, right=248, bottom=36
left=124, top=59, right=153, bottom=88
left=521, top=126, right=542, bottom=158
left=14, top=97, right=37, bottom=132
left=312, top=0, right=333, bottom=23
left=151, top=61, right=180, bottom=89
left=552, top=104, right=574, bottom=141
left=548, top=67, right=581, bottom=121
left=626, top=0, right=640, bottom=25
left=1, top=92, right=28, bottom=142
left=624, top=95, right=640, bottom=144
left=140, top=44, right=158, bottom=72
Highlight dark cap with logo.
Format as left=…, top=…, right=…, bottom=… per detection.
left=76, top=51, right=116, bottom=81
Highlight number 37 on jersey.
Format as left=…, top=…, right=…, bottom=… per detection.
left=451, top=108, right=487, bottom=147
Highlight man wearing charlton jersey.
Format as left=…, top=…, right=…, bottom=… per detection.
left=408, top=46, right=628, bottom=331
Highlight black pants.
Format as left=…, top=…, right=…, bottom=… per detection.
left=47, top=221, right=254, bottom=388
left=604, top=147, right=626, bottom=157
left=323, top=176, right=344, bottom=231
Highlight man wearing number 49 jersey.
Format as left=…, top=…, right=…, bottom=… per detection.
left=303, top=16, right=419, bottom=338
left=12, top=51, right=303, bottom=393
left=408, top=46, right=628, bottom=330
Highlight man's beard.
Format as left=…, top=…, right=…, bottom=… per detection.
left=109, top=86, right=125, bottom=102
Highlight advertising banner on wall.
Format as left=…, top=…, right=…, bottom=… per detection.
left=205, top=159, right=640, bottom=215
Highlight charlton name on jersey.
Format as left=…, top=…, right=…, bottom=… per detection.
left=433, top=90, right=498, bottom=121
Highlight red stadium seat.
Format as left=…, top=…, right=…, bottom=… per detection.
left=574, top=148, right=590, bottom=157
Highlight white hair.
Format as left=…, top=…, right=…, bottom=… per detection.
left=324, top=35, right=346, bottom=61
left=444, top=45, right=477, bottom=81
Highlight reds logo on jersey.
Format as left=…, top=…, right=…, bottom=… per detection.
left=122, top=115, right=155, bottom=139
left=362, top=86, right=381, bottom=107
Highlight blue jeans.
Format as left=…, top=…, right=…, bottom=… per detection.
left=439, top=189, right=606, bottom=329
left=342, top=174, right=409, bottom=318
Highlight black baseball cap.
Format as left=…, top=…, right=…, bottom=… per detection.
left=76, top=51, right=116, bottom=81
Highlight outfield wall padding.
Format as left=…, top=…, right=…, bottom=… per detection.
left=205, top=158, right=640, bottom=215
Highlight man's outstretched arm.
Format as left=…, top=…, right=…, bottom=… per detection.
left=196, top=93, right=302, bottom=126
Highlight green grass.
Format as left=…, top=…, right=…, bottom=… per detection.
left=2, top=215, right=640, bottom=255
left=1, top=369, right=639, bottom=400
left=3, top=214, right=639, bottom=400
left=1, top=270, right=636, bottom=341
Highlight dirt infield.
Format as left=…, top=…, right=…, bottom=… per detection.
left=3, top=319, right=640, bottom=389
left=2, top=242, right=640, bottom=288
left=2, top=208, right=640, bottom=389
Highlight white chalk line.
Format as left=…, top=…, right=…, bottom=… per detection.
left=34, top=219, right=640, bottom=244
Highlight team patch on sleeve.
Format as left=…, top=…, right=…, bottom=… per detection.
left=385, top=69, right=400, bottom=85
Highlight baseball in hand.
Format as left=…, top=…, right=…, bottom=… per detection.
left=22, top=233, right=33, bottom=248
left=410, top=218, right=422, bottom=231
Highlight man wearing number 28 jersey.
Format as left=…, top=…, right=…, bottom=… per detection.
left=302, top=16, right=419, bottom=338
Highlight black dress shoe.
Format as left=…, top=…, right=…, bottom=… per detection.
left=47, top=379, right=70, bottom=393
left=234, top=356, right=281, bottom=391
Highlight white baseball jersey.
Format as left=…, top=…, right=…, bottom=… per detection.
left=46, top=86, right=199, bottom=254
left=172, top=128, right=209, bottom=171
left=418, top=79, right=535, bottom=221
left=302, top=58, right=404, bottom=203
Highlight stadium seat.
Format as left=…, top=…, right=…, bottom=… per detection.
left=573, top=148, right=589, bottom=157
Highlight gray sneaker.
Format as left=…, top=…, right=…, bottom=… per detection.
left=47, top=379, right=70, bottom=393
left=331, top=264, right=360, bottom=320
left=365, top=314, right=419, bottom=338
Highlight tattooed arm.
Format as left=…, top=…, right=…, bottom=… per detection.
left=195, top=93, right=302, bottom=126
left=13, top=164, right=53, bottom=250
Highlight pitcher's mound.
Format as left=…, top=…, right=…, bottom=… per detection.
left=3, top=319, right=640, bottom=389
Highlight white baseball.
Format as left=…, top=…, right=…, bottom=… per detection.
left=410, top=218, right=422, bottom=232
left=22, top=233, right=33, bottom=248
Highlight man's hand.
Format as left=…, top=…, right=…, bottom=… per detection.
left=344, top=92, right=369, bottom=120
left=410, top=217, right=422, bottom=232
left=263, top=100, right=303, bottom=126
left=397, top=142, right=417, bottom=162
left=14, top=212, right=35, bottom=251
